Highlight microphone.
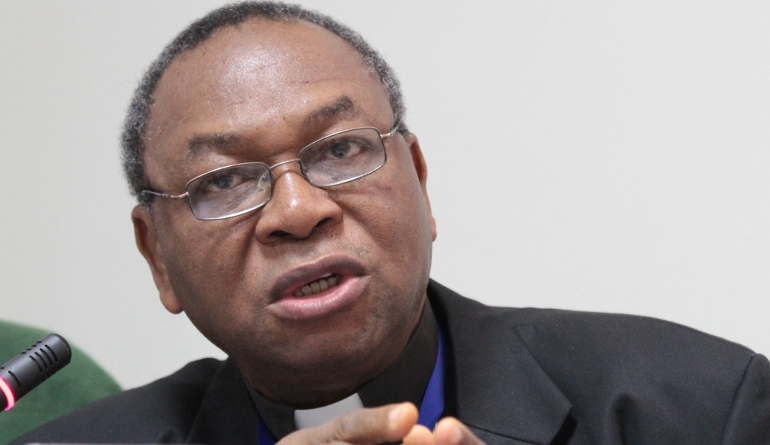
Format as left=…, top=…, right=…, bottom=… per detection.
left=0, top=334, right=71, bottom=411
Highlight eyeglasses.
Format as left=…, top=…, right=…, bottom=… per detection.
left=141, top=126, right=398, bottom=220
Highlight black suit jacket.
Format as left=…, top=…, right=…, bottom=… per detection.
left=12, top=281, right=770, bottom=445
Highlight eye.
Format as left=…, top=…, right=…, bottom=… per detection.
left=328, top=141, right=358, bottom=159
left=297, top=129, right=386, bottom=186
left=321, top=137, right=371, bottom=161
left=211, top=174, right=236, bottom=190
left=330, top=143, right=350, bottom=158
left=196, top=170, right=248, bottom=195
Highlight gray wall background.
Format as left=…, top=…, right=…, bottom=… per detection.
left=1, top=1, right=768, bottom=389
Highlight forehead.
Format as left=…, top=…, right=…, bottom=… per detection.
left=144, top=18, right=391, bottom=181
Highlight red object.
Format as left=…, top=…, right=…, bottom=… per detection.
left=0, top=376, right=15, bottom=410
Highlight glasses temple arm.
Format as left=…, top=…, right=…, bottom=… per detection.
left=141, top=190, right=189, bottom=200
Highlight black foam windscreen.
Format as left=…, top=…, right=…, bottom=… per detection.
left=0, top=334, right=71, bottom=411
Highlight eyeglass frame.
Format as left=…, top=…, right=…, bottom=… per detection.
left=141, top=124, right=400, bottom=221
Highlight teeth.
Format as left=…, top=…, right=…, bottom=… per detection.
left=293, top=274, right=340, bottom=297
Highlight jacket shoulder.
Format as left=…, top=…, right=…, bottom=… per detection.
left=502, top=307, right=755, bottom=364
left=488, top=304, right=756, bottom=387
left=510, top=309, right=766, bottom=442
left=11, top=358, right=225, bottom=444
left=435, top=281, right=770, bottom=443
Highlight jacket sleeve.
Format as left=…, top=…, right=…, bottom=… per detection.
left=721, top=354, right=770, bottom=445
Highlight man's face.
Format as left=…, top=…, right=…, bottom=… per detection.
left=132, top=19, right=436, bottom=404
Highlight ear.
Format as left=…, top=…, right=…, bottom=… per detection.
left=131, top=205, right=184, bottom=314
left=403, top=132, right=437, bottom=241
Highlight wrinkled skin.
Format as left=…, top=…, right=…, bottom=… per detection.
left=131, top=17, right=484, bottom=445
left=132, top=19, right=436, bottom=407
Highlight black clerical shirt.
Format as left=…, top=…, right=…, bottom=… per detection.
left=247, top=300, right=439, bottom=440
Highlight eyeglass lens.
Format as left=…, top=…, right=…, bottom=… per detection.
left=186, top=127, right=387, bottom=220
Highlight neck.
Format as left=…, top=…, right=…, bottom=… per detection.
left=246, top=299, right=440, bottom=439
left=240, top=300, right=427, bottom=408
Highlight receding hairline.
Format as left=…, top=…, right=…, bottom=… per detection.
left=160, top=16, right=377, bottom=83
left=123, top=1, right=408, bottom=204
left=145, top=17, right=389, bottom=151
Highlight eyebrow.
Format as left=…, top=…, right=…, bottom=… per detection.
left=304, top=95, right=360, bottom=127
left=186, top=95, right=362, bottom=158
left=188, top=133, right=244, bottom=157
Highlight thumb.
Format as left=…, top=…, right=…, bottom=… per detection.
left=279, top=403, right=418, bottom=445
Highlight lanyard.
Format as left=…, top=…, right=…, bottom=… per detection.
left=257, top=329, right=447, bottom=445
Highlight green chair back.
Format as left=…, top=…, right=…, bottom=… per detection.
left=0, top=320, right=121, bottom=445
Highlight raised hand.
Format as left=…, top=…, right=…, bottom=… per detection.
left=277, top=403, right=485, bottom=445
left=404, top=417, right=486, bottom=445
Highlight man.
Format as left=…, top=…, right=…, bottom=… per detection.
left=12, top=2, right=770, bottom=445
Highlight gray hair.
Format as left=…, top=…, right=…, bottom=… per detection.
left=121, top=1, right=407, bottom=204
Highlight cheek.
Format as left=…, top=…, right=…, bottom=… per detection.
left=343, top=159, right=434, bottom=280
left=157, top=215, right=266, bottom=330
left=379, top=151, right=433, bottom=245
left=365, top=187, right=429, bottom=249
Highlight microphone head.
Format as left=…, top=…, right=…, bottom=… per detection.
left=0, top=334, right=72, bottom=411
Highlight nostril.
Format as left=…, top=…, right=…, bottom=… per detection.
left=269, top=218, right=329, bottom=240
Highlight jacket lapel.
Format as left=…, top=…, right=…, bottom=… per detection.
left=186, top=359, right=258, bottom=445
left=429, top=281, right=573, bottom=445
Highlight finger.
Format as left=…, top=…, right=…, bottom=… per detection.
left=323, top=403, right=417, bottom=444
left=281, top=403, right=418, bottom=445
left=434, top=418, right=485, bottom=445
left=403, top=424, right=435, bottom=445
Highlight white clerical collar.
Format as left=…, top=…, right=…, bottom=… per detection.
left=294, top=393, right=364, bottom=429
left=247, top=300, right=438, bottom=439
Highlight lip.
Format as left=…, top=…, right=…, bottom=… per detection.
left=268, top=254, right=370, bottom=320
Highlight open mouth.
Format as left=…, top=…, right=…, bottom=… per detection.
left=292, top=273, right=342, bottom=297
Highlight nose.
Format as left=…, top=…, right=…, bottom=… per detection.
left=254, top=164, right=343, bottom=243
